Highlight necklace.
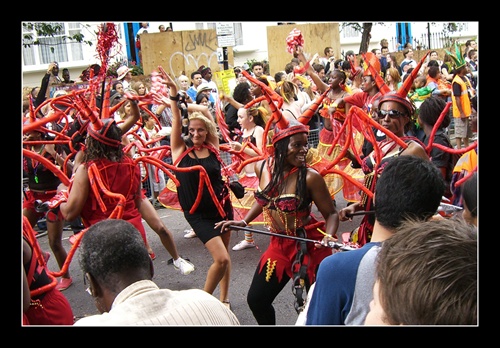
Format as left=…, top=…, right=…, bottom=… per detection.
left=365, top=92, right=381, bottom=113
left=30, top=144, right=45, bottom=183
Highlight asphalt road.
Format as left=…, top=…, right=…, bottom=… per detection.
left=37, top=192, right=363, bottom=326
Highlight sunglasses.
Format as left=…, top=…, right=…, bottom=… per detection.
left=378, top=109, right=407, bottom=119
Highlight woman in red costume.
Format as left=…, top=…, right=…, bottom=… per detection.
left=22, top=216, right=74, bottom=325
left=216, top=117, right=340, bottom=325
left=55, top=98, right=152, bottom=251
left=23, top=120, right=73, bottom=291
left=295, top=46, right=363, bottom=203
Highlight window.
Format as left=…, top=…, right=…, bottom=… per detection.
left=341, top=25, right=361, bottom=39
left=22, top=22, right=85, bottom=68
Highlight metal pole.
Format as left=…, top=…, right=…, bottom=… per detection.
left=228, top=225, right=318, bottom=244
left=427, top=22, right=432, bottom=49
left=227, top=225, right=357, bottom=250
left=223, top=47, right=229, bottom=70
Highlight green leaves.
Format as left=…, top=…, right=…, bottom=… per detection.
left=22, top=22, right=93, bottom=52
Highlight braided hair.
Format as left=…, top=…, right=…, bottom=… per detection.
left=261, top=131, right=308, bottom=209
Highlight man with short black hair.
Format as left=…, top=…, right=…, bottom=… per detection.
left=187, top=70, right=203, bottom=102
left=304, top=155, right=445, bottom=325
left=61, top=68, right=74, bottom=84
left=74, top=219, right=240, bottom=326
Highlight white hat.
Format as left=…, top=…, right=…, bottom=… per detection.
left=196, top=83, right=212, bottom=95
left=117, top=66, right=132, bottom=80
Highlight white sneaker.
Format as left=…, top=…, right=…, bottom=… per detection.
left=232, top=240, right=256, bottom=251
left=184, top=229, right=197, bottom=238
left=173, top=257, right=195, bottom=275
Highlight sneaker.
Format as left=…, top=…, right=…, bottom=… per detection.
left=232, top=240, right=256, bottom=251
left=173, top=257, right=195, bottom=275
left=56, top=277, right=73, bottom=291
left=184, top=229, right=197, bottom=239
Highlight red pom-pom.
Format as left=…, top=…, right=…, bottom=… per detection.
left=286, top=28, right=304, bottom=54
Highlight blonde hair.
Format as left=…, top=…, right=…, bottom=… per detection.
left=131, top=81, right=148, bottom=95
left=247, top=106, right=268, bottom=126
left=385, top=67, right=402, bottom=85
left=188, top=111, right=218, bottom=144
left=117, top=90, right=138, bottom=120
left=275, top=80, right=298, bottom=104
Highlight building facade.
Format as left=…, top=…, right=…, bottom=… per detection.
left=22, top=21, right=478, bottom=88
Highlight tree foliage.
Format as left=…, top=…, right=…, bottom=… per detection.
left=22, top=22, right=94, bottom=53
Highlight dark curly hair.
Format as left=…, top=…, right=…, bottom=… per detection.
left=83, top=123, right=124, bottom=163
left=419, top=96, right=450, bottom=129
left=233, top=82, right=253, bottom=104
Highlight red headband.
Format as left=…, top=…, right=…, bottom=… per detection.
left=379, top=92, right=415, bottom=116
left=271, top=123, right=309, bottom=145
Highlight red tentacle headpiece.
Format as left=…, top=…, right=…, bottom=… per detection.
left=361, top=52, right=391, bottom=95
left=96, top=22, right=119, bottom=78
left=379, top=51, right=430, bottom=115
left=87, top=117, right=121, bottom=147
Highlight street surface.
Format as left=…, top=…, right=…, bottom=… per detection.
left=38, top=192, right=362, bottom=326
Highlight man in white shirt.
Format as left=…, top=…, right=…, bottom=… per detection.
left=74, top=219, right=240, bottom=326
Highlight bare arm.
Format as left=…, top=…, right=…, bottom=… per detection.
left=152, top=71, right=185, bottom=162
left=59, top=163, right=90, bottom=221
left=119, top=94, right=141, bottom=134
left=187, top=103, right=213, bottom=122
left=221, top=94, right=244, bottom=110
left=294, top=46, right=330, bottom=93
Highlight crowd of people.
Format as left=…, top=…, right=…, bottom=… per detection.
left=22, top=35, right=477, bottom=326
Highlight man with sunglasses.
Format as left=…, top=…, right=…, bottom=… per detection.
left=339, top=91, right=429, bottom=247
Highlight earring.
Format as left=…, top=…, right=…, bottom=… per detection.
left=84, top=272, right=94, bottom=296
